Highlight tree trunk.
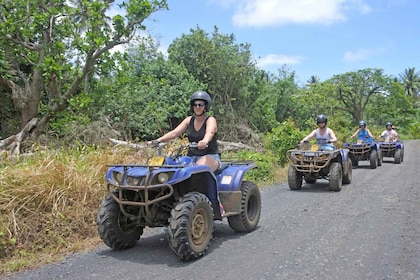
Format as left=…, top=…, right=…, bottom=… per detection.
left=0, top=118, right=38, bottom=155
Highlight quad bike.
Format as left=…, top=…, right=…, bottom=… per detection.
left=286, top=140, right=352, bottom=192
left=344, top=136, right=382, bottom=168
left=96, top=141, right=261, bottom=261
left=378, top=136, right=404, bottom=164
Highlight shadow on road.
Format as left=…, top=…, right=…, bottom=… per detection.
left=95, top=222, right=248, bottom=267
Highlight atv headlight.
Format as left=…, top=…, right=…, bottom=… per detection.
left=157, top=173, right=169, bottom=183
left=112, top=171, right=123, bottom=184
left=151, top=172, right=175, bottom=184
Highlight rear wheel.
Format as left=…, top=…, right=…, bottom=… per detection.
left=228, top=181, right=261, bottom=232
left=369, top=150, right=378, bottom=169
left=288, top=165, right=302, bottom=190
left=168, top=192, right=213, bottom=261
left=97, top=191, right=144, bottom=250
left=329, top=162, right=342, bottom=192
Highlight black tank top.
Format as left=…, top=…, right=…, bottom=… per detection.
left=187, top=116, right=220, bottom=156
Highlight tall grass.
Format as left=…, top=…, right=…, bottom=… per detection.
left=0, top=144, right=150, bottom=275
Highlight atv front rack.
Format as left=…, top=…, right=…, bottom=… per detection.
left=287, top=149, right=334, bottom=172
left=346, top=142, right=371, bottom=155
left=379, top=142, right=396, bottom=152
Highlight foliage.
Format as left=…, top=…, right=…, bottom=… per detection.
left=231, top=150, right=277, bottom=183
left=167, top=26, right=258, bottom=140
left=0, top=0, right=168, bottom=137
left=408, top=121, right=420, bottom=139
left=87, top=37, right=205, bottom=140
left=264, top=118, right=304, bottom=166
left=328, top=68, right=390, bottom=124
left=0, top=144, right=155, bottom=274
left=271, top=67, right=300, bottom=123
left=242, top=70, right=279, bottom=133
left=399, top=67, right=420, bottom=98
left=292, top=81, right=350, bottom=132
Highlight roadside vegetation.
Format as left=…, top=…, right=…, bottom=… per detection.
left=1, top=0, right=419, bottom=276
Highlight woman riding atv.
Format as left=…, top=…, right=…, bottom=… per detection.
left=300, top=114, right=337, bottom=151
left=149, top=91, right=221, bottom=172
left=350, top=120, right=374, bottom=142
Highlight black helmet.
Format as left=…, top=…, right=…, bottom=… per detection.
left=359, top=120, right=366, bottom=127
left=386, top=122, right=392, bottom=128
left=190, top=91, right=211, bottom=111
left=316, top=114, right=327, bottom=124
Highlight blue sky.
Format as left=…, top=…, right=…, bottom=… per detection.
left=134, top=0, right=419, bottom=84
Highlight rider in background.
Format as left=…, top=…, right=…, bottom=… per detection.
left=300, top=114, right=337, bottom=150
left=350, top=120, right=374, bottom=142
left=150, top=91, right=221, bottom=172
left=380, top=122, right=399, bottom=142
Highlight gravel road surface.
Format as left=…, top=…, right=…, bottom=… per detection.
left=5, top=140, right=420, bottom=280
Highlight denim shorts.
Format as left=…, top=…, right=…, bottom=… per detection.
left=191, top=154, right=221, bottom=168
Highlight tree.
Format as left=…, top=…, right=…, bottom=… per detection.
left=329, top=68, right=389, bottom=123
left=0, top=0, right=168, bottom=154
left=167, top=26, right=258, bottom=140
left=88, top=36, right=204, bottom=141
left=399, top=67, right=420, bottom=98
left=306, top=75, right=320, bottom=87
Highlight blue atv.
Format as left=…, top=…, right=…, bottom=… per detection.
left=97, top=141, right=261, bottom=261
left=344, top=136, right=382, bottom=168
left=378, top=136, right=404, bottom=164
left=286, top=140, right=352, bottom=192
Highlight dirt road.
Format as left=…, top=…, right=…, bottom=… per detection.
left=5, top=140, right=420, bottom=280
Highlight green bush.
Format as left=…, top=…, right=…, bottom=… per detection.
left=233, top=150, right=277, bottom=183
left=408, top=121, right=420, bottom=139
left=264, top=118, right=304, bottom=166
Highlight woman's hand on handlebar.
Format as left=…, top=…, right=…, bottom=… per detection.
left=147, top=140, right=160, bottom=147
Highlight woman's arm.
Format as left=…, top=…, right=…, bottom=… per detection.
left=156, top=117, right=190, bottom=142
left=329, top=128, right=337, bottom=143
left=350, top=128, right=360, bottom=138
left=301, top=130, right=316, bottom=143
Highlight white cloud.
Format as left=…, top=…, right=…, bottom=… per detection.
left=258, top=54, right=304, bottom=67
left=231, top=0, right=371, bottom=27
left=342, top=47, right=385, bottom=62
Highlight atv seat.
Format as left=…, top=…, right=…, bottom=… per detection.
left=215, top=162, right=229, bottom=175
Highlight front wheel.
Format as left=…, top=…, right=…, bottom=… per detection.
left=97, top=191, right=144, bottom=250
left=377, top=150, right=383, bottom=166
left=342, top=158, right=352, bottom=184
left=394, top=149, right=402, bottom=164
left=288, top=165, right=302, bottom=190
left=168, top=192, right=213, bottom=261
left=228, top=181, right=262, bottom=233
left=369, top=150, right=378, bottom=169
left=329, top=162, right=342, bottom=192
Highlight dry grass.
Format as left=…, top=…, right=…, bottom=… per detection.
left=0, top=142, right=287, bottom=276
left=0, top=144, right=152, bottom=275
